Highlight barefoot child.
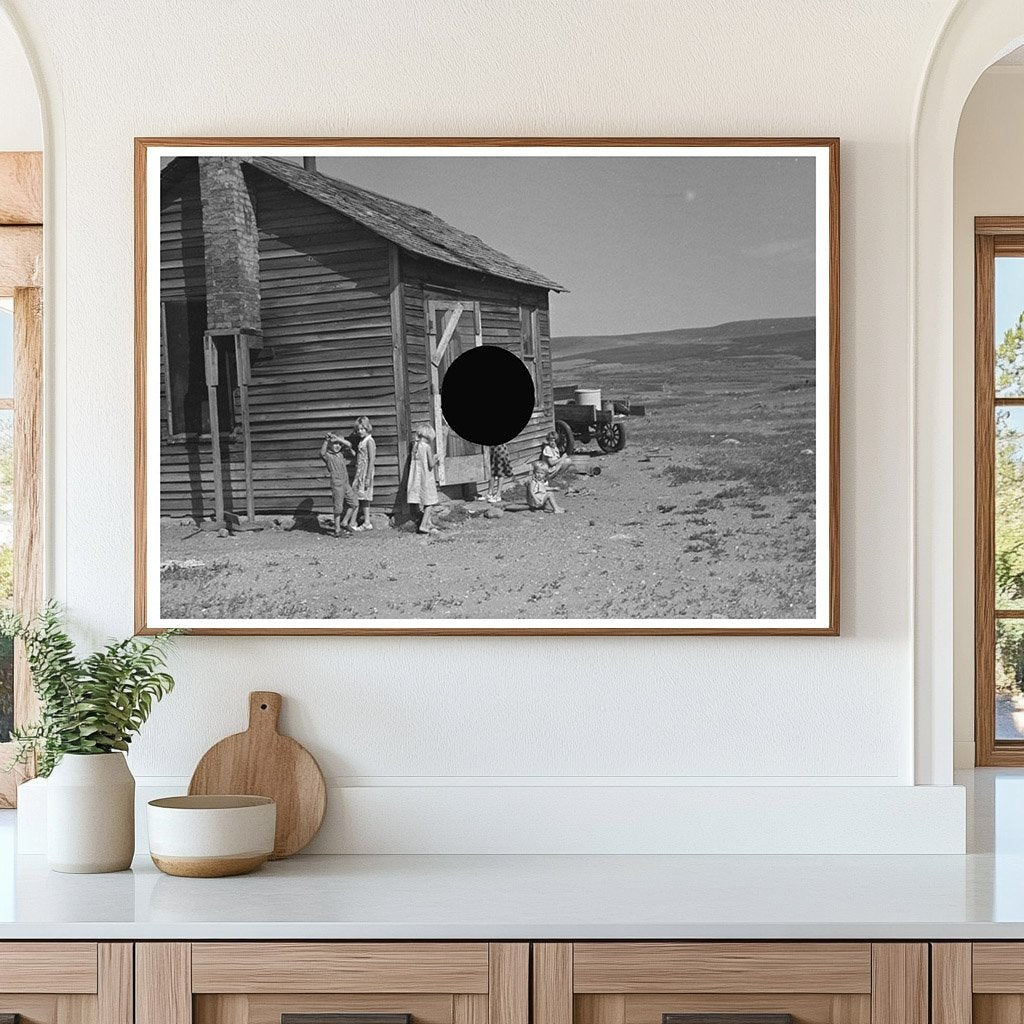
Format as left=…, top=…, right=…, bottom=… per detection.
left=526, top=460, right=565, bottom=514
left=407, top=424, right=441, bottom=534
left=352, top=415, right=377, bottom=530
left=319, top=433, right=357, bottom=536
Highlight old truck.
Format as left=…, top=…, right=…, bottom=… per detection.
left=552, top=385, right=646, bottom=454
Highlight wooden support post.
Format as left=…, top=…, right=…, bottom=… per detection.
left=235, top=333, right=255, bottom=522
left=203, top=335, right=225, bottom=524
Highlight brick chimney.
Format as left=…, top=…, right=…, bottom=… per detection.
left=198, top=157, right=262, bottom=334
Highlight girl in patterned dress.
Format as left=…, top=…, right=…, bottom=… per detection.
left=487, top=442, right=513, bottom=503
left=352, top=415, right=376, bottom=531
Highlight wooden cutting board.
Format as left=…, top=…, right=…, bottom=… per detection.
left=188, top=691, right=326, bottom=859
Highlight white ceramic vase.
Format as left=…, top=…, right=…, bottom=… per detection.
left=46, top=752, right=135, bottom=873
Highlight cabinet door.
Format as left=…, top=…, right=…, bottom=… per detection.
left=940, top=943, right=1024, bottom=1024
left=533, top=944, right=928, bottom=1024
left=0, top=943, right=131, bottom=1024
left=137, top=943, right=528, bottom=1024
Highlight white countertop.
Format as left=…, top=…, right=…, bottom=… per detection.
left=0, top=769, right=1021, bottom=941
left=0, top=849, right=1022, bottom=940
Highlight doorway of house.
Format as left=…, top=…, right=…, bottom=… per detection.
left=424, top=297, right=487, bottom=488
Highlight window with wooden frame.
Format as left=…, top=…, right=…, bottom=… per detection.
left=519, top=303, right=540, bottom=408
left=0, top=152, right=44, bottom=806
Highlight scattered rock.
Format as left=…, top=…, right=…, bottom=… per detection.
left=217, top=528, right=230, bottom=538
left=722, top=437, right=740, bottom=445
left=484, top=507, right=504, bottom=519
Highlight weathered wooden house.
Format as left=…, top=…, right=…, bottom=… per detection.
left=159, top=156, right=566, bottom=522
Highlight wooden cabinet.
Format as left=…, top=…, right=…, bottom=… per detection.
left=532, top=944, right=928, bottom=1024
left=932, top=943, right=1024, bottom=1024
left=0, top=943, right=131, bottom=1024
left=136, top=944, right=528, bottom=1024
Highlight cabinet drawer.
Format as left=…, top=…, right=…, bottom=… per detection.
left=139, top=943, right=528, bottom=1024
left=534, top=943, right=926, bottom=1024
left=0, top=943, right=130, bottom=1024
left=0, top=942, right=98, bottom=993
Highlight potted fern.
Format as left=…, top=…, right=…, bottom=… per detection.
left=2, top=604, right=178, bottom=873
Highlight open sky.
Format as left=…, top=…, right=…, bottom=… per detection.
left=306, top=154, right=817, bottom=337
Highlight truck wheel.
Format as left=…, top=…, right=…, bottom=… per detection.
left=596, top=422, right=626, bottom=453
left=554, top=420, right=575, bottom=455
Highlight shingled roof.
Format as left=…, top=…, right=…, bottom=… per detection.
left=183, top=156, right=564, bottom=293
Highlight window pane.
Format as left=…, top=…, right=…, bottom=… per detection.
left=997, top=407, right=1024, bottom=609
left=996, top=256, right=1024, bottom=397
left=0, top=409, right=11, bottom=741
left=998, top=620, right=1024, bottom=740
left=0, top=305, right=13, bottom=399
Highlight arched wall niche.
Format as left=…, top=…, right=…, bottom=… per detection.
left=914, top=1, right=1024, bottom=785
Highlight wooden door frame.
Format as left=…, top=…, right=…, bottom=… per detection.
left=0, top=152, right=43, bottom=807
left=423, top=294, right=483, bottom=487
left=975, top=217, right=1024, bottom=765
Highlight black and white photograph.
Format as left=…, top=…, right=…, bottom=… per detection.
left=137, top=140, right=838, bottom=634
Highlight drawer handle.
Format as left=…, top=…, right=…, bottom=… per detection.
left=664, top=1016, right=795, bottom=1024
left=283, top=1016, right=411, bottom=1024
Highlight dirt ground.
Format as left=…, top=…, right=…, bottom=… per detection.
left=160, top=327, right=818, bottom=622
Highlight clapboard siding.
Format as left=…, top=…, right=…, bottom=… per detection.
left=398, top=255, right=555, bottom=487
left=159, top=162, right=558, bottom=521
left=159, top=162, right=402, bottom=516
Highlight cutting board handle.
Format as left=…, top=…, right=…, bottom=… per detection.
left=248, top=691, right=282, bottom=734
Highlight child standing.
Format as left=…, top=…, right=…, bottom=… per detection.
left=319, top=433, right=357, bottom=536
left=406, top=424, right=440, bottom=534
left=487, top=442, right=513, bottom=503
left=526, top=460, right=565, bottom=514
left=352, top=415, right=376, bottom=530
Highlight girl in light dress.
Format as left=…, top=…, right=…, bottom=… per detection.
left=406, top=424, right=441, bottom=534
left=352, top=415, right=376, bottom=531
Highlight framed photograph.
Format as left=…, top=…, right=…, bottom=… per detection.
left=135, top=137, right=839, bottom=635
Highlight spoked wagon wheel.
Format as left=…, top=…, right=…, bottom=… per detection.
left=554, top=420, right=576, bottom=455
left=596, top=421, right=626, bottom=453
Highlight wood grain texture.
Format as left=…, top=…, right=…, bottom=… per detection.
left=0, top=226, right=42, bottom=295
left=533, top=944, right=572, bottom=1024
left=134, top=135, right=839, bottom=637
left=14, top=286, right=43, bottom=724
left=931, top=944, right=972, bottom=1024
left=870, top=945, right=927, bottom=1024
left=453, top=995, right=487, bottom=1024
left=0, top=153, right=42, bottom=225
left=623, top=994, right=869, bottom=1024
left=0, top=943, right=97, bottom=993
left=662, top=1016, right=792, bottom=1024
left=971, top=944, right=1024, bottom=992
left=191, top=943, right=489, bottom=994
left=243, top=994, right=451, bottom=1024
left=136, top=943, right=192, bottom=1024
left=282, top=1015, right=410, bottom=1024
left=573, top=943, right=871, bottom=994
left=188, top=690, right=326, bottom=858
left=488, top=944, right=528, bottom=1024
left=576, top=996, right=626, bottom=1024
left=98, top=945, right=133, bottom=1024
left=973, top=995, right=1024, bottom=1024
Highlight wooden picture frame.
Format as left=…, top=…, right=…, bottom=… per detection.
left=135, top=137, right=839, bottom=636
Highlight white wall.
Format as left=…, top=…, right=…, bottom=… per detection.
left=952, top=66, right=1024, bottom=767
left=0, top=8, right=39, bottom=152
left=0, top=0, right=972, bottom=852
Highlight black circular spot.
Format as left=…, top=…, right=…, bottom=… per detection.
left=440, top=345, right=535, bottom=446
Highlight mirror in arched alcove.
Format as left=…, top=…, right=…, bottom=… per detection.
left=954, top=42, right=1024, bottom=769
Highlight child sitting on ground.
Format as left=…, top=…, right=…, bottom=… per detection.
left=526, top=461, right=565, bottom=514
left=540, top=431, right=573, bottom=477
left=319, top=433, right=357, bottom=536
